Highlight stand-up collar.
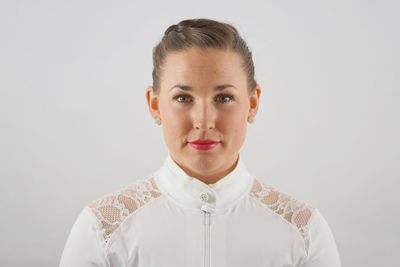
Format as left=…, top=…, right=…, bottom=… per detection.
left=154, top=152, right=252, bottom=213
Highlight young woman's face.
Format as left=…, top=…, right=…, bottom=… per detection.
left=146, top=48, right=260, bottom=183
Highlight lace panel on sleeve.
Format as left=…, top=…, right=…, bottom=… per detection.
left=250, top=178, right=315, bottom=252
left=88, top=176, right=162, bottom=242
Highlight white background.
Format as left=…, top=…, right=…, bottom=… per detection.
left=0, top=0, right=399, bottom=266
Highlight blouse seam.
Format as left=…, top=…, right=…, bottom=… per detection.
left=300, top=207, right=319, bottom=260
left=84, top=206, right=112, bottom=266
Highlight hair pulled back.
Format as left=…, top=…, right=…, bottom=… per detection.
left=151, top=18, right=257, bottom=94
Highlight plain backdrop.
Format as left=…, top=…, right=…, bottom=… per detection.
left=0, top=0, right=399, bottom=266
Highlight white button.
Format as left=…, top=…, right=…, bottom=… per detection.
left=199, top=192, right=209, bottom=202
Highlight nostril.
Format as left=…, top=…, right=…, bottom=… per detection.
left=193, top=121, right=215, bottom=130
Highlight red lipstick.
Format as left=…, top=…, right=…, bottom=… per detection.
left=188, top=140, right=220, bottom=151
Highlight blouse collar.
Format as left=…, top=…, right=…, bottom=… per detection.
left=154, top=151, right=253, bottom=214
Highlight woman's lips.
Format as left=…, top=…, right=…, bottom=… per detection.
left=188, top=140, right=220, bottom=151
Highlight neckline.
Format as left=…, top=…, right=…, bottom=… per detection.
left=154, top=152, right=253, bottom=213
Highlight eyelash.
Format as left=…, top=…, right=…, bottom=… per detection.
left=173, top=94, right=235, bottom=104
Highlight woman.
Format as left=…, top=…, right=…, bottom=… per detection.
left=60, top=18, right=341, bottom=267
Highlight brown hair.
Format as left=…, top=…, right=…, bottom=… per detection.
left=151, top=18, right=258, bottom=94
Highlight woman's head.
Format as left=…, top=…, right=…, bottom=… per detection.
left=151, top=18, right=258, bottom=95
left=146, top=18, right=261, bottom=184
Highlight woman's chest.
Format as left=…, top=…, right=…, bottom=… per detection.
left=105, top=200, right=306, bottom=267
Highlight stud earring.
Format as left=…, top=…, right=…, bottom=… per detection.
left=248, top=116, right=255, bottom=124
left=154, top=117, right=161, bottom=125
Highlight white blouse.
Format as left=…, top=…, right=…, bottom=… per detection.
left=60, top=152, right=342, bottom=267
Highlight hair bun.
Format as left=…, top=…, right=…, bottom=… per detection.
left=164, top=24, right=178, bottom=35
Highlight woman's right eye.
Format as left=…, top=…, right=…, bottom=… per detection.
left=173, top=95, right=193, bottom=104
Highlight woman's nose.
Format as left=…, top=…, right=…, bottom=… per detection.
left=192, top=102, right=216, bottom=130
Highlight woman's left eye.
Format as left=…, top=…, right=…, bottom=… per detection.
left=215, top=94, right=235, bottom=103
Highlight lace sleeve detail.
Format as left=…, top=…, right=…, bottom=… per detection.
left=250, top=177, right=315, bottom=252
left=87, top=176, right=162, bottom=243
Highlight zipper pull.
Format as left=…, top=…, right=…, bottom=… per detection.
left=199, top=191, right=214, bottom=226
left=203, top=210, right=211, bottom=226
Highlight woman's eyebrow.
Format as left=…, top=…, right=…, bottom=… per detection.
left=169, top=84, right=238, bottom=91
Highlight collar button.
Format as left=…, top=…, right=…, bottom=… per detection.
left=199, top=192, right=209, bottom=203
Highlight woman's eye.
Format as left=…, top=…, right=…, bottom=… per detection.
left=173, top=94, right=234, bottom=104
left=215, top=94, right=235, bottom=103
left=174, top=95, right=193, bottom=103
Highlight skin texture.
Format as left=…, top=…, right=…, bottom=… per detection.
left=146, top=47, right=261, bottom=184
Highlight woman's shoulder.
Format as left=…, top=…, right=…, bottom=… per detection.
left=249, top=177, right=317, bottom=249
left=249, top=178, right=341, bottom=263
left=85, top=175, right=164, bottom=241
left=249, top=177, right=316, bottom=212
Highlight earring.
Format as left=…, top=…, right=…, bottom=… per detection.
left=248, top=116, right=255, bottom=124
left=154, top=117, right=162, bottom=125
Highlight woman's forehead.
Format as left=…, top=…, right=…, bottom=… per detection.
left=164, top=48, right=242, bottom=70
left=162, top=48, right=245, bottom=80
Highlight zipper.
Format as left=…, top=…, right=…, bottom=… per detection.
left=199, top=191, right=213, bottom=267
left=203, top=210, right=211, bottom=267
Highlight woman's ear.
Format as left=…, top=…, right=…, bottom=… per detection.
left=248, top=84, right=261, bottom=118
left=145, top=85, right=161, bottom=119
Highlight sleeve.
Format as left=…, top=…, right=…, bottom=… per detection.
left=59, top=206, right=109, bottom=267
left=300, top=209, right=342, bottom=267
